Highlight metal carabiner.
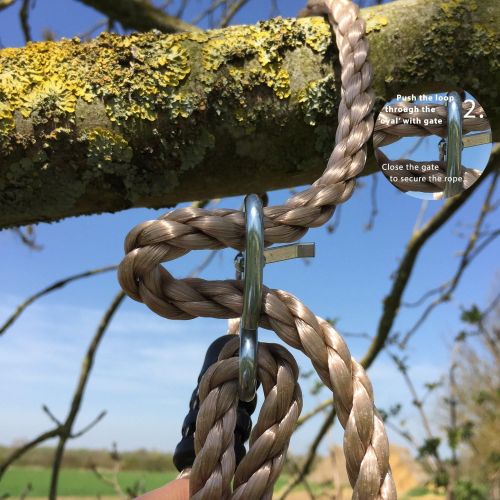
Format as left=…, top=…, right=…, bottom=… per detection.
left=236, top=195, right=316, bottom=401
left=443, top=91, right=463, bottom=198
left=238, top=194, right=264, bottom=402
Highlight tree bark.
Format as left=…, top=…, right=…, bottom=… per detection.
left=0, top=0, right=498, bottom=228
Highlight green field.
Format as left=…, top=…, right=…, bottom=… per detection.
left=0, top=467, right=178, bottom=497
left=0, top=467, right=293, bottom=497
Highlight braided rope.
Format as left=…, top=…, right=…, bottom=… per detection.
left=190, top=339, right=302, bottom=499
left=118, top=0, right=398, bottom=497
left=374, top=102, right=489, bottom=195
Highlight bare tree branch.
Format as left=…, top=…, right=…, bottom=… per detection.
left=219, top=0, right=249, bottom=27
left=71, top=410, right=107, bottom=438
left=0, top=291, right=124, bottom=490
left=19, top=0, right=31, bottom=42
left=361, top=146, right=500, bottom=369
left=12, top=226, right=41, bottom=250
left=365, top=173, right=379, bottom=231
left=0, top=427, right=62, bottom=479
left=0, top=265, right=117, bottom=336
left=296, top=399, right=333, bottom=428
left=48, top=290, right=125, bottom=499
left=42, top=405, right=62, bottom=427
left=277, top=406, right=336, bottom=499
left=75, top=0, right=199, bottom=33
left=401, top=169, right=499, bottom=346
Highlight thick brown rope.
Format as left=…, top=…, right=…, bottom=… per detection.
left=118, top=0, right=397, bottom=498
left=190, top=339, right=302, bottom=499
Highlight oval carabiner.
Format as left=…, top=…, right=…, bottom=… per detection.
left=238, top=194, right=264, bottom=402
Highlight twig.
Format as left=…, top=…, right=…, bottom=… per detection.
left=447, top=343, right=460, bottom=494
left=91, top=461, right=126, bottom=498
left=188, top=251, right=218, bottom=278
left=0, top=292, right=123, bottom=487
left=19, top=483, right=32, bottom=500
left=326, top=205, right=342, bottom=234
left=175, top=0, right=189, bottom=18
left=403, top=282, right=449, bottom=308
left=219, top=0, right=248, bottom=27
left=71, top=410, right=107, bottom=438
left=296, top=399, right=332, bottom=428
left=389, top=354, right=438, bottom=443
left=42, top=405, right=62, bottom=427
left=77, top=19, right=108, bottom=40
left=365, top=173, right=379, bottom=231
left=19, top=0, right=32, bottom=43
left=75, top=0, right=199, bottom=33
left=412, top=199, right=429, bottom=235
left=277, top=406, right=336, bottom=499
left=12, top=226, right=41, bottom=250
left=191, top=0, right=225, bottom=26
left=0, top=427, right=61, bottom=479
left=289, top=459, right=317, bottom=500
left=360, top=145, right=500, bottom=368
left=0, top=265, right=117, bottom=336
left=401, top=169, right=500, bottom=347
left=48, top=291, right=125, bottom=500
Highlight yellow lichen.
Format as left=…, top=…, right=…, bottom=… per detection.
left=366, top=15, right=388, bottom=33
left=85, top=128, right=133, bottom=168
left=0, top=16, right=332, bottom=143
left=440, top=0, right=478, bottom=16
left=304, top=17, right=332, bottom=53
left=20, top=77, right=78, bottom=116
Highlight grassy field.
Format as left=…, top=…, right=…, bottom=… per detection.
left=0, top=467, right=177, bottom=497
left=0, top=467, right=293, bottom=497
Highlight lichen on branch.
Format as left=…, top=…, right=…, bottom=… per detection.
left=0, top=0, right=498, bottom=228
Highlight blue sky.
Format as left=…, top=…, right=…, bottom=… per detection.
left=0, top=0, right=498, bottom=458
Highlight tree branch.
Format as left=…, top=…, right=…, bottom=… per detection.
left=0, top=0, right=15, bottom=11
left=0, top=265, right=117, bottom=336
left=0, top=291, right=124, bottom=489
left=19, top=0, right=32, bottom=43
left=219, top=0, right=249, bottom=27
left=1, top=0, right=498, bottom=227
left=277, top=406, right=336, bottom=499
left=0, top=427, right=62, bottom=479
left=48, top=290, right=125, bottom=499
left=401, top=168, right=499, bottom=346
left=75, top=0, right=199, bottom=33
